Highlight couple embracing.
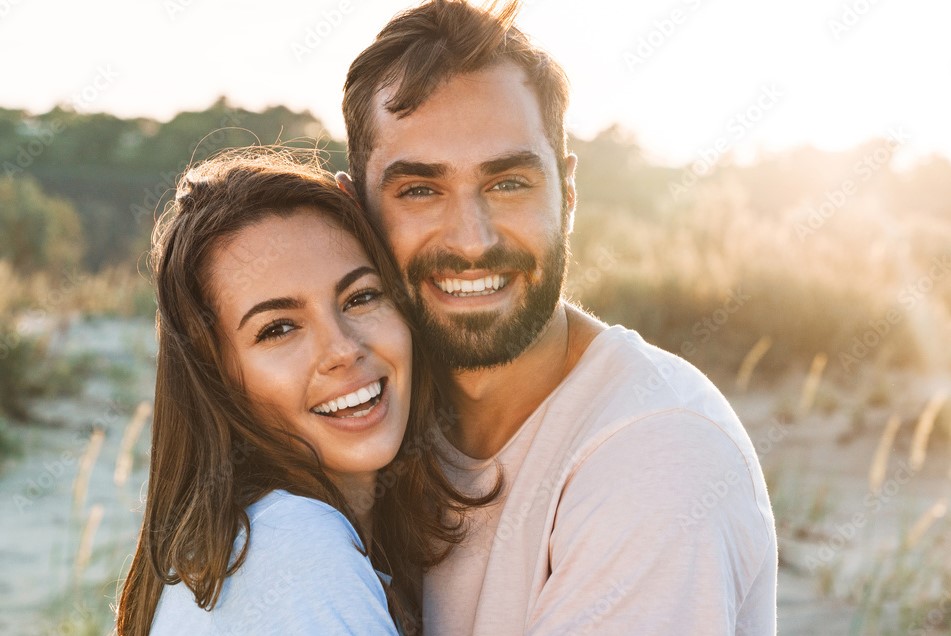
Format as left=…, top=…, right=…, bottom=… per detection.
left=117, top=1, right=777, bottom=634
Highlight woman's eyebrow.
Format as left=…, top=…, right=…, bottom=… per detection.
left=236, top=266, right=378, bottom=330
left=237, top=297, right=303, bottom=331
left=336, top=266, right=378, bottom=295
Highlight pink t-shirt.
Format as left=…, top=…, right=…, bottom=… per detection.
left=423, top=326, right=777, bottom=635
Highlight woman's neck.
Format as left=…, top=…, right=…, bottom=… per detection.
left=330, top=471, right=377, bottom=545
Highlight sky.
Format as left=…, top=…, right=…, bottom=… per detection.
left=1, top=0, right=949, bottom=168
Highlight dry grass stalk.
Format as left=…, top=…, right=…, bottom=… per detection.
left=904, top=498, right=948, bottom=549
left=868, top=414, right=902, bottom=494
left=74, top=503, right=105, bottom=582
left=736, top=336, right=773, bottom=392
left=798, top=352, right=828, bottom=416
left=72, top=427, right=105, bottom=515
left=909, top=391, right=948, bottom=471
left=114, top=401, right=152, bottom=488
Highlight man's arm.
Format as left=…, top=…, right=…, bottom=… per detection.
left=526, top=409, right=776, bottom=635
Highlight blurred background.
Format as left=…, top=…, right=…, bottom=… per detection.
left=1, top=1, right=950, bottom=634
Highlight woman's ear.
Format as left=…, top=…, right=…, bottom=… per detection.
left=335, top=172, right=358, bottom=199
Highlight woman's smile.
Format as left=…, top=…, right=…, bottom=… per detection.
left=210, top=212, right=413, bottom=482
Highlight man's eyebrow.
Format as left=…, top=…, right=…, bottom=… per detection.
left=237, top=297, right=303, bottom=331
left=380, top=160, right=449, bottom=189
left=480, top=151, right=544, bottom=176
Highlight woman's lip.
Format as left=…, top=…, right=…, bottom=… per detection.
left=312, top=381, right=390, bottom=433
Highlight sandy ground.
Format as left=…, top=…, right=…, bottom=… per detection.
left=2, top=317, right=949, bottom=634
left=0, top=318, right=156, bottom=635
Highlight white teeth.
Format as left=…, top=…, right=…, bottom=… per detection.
left=435, top=274, right=507, bottom=296
left=314, top=380, right=382, bottom=415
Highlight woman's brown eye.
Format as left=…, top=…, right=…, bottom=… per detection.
left=345, top=289, right=384, bottom=310
left=256, top=320, right=295, bottom=342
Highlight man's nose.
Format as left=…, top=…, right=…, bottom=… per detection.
left=441, top=193, right=499, bottom=262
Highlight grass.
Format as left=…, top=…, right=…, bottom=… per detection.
left=566, top=175, right=951, bottom=381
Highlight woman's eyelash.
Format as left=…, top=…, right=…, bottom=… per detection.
left=255, top=319, right=295, bottom=342
left=345, top=287, right=384, bottom=309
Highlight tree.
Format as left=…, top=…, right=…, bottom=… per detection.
left=0, top=176, right=85, bottom=273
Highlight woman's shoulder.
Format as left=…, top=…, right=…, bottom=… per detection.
left=152, top=490, right=397, bottom=634
left=244, top=489, right=365, bottom=555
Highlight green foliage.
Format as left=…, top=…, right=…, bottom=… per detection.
left=2, top=100, right=951, bottom=379
left=0, top=176, right=84, bottom=273
left=0, top=415, right=22, bottom=464
left=0, top=98, right=344, bottom=269
left=0, top=318, right=95, bottom=422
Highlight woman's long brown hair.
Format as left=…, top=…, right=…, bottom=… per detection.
left=115, top=148, right=498, bottom=635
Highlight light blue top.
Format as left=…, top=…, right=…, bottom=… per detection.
left=150, top=490, right=399, bottom=635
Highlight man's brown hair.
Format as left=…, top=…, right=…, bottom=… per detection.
left=342, top=0, right=570, bottom=200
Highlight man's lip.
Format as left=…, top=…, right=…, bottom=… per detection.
left=425, top=275, right=516, bottom=305
left=431, top=269, right=511, bottom=281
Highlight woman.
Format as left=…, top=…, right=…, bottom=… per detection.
left=116, top=149, right=496, bottom=635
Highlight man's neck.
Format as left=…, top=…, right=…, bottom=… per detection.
left=446, top=303, right=605, bottom=459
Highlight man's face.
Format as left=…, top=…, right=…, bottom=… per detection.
left=362, top=62, right=577, bottom=371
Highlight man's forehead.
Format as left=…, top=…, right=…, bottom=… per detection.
left=365, top=63, right=551, bottom=173
left=372, top=61, right=532, bottom=117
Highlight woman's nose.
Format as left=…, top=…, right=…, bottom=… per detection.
left=315, top=318, right=365, bottom=375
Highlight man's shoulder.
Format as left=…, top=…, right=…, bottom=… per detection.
left=560, top=325, right=735, bottom=424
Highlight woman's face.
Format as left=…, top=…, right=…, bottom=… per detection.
left=209, top=211, right=412, bottom=484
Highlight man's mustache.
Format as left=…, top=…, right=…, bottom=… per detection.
left=406, top=245, right=536, bottom=285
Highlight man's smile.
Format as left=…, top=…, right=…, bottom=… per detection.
left=433, top=273, right=510, bottom=297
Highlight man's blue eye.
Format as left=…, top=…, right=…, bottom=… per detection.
left=492, top=180, right=526, bottom=192
left=400, top=186, right=434, bottom=197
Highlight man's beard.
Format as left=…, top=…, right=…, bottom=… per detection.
left=405, top=232, right=568, bottom=371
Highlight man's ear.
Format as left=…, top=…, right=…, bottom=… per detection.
left=335, top=171, right=358, bottom=199
left=564, top=153, right=578, bottom=234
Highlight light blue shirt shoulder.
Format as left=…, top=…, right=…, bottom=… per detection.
left=150, top=490, right=398, bottom=635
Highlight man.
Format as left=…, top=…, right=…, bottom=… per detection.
left=337, top=1, right=777, bottom=633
